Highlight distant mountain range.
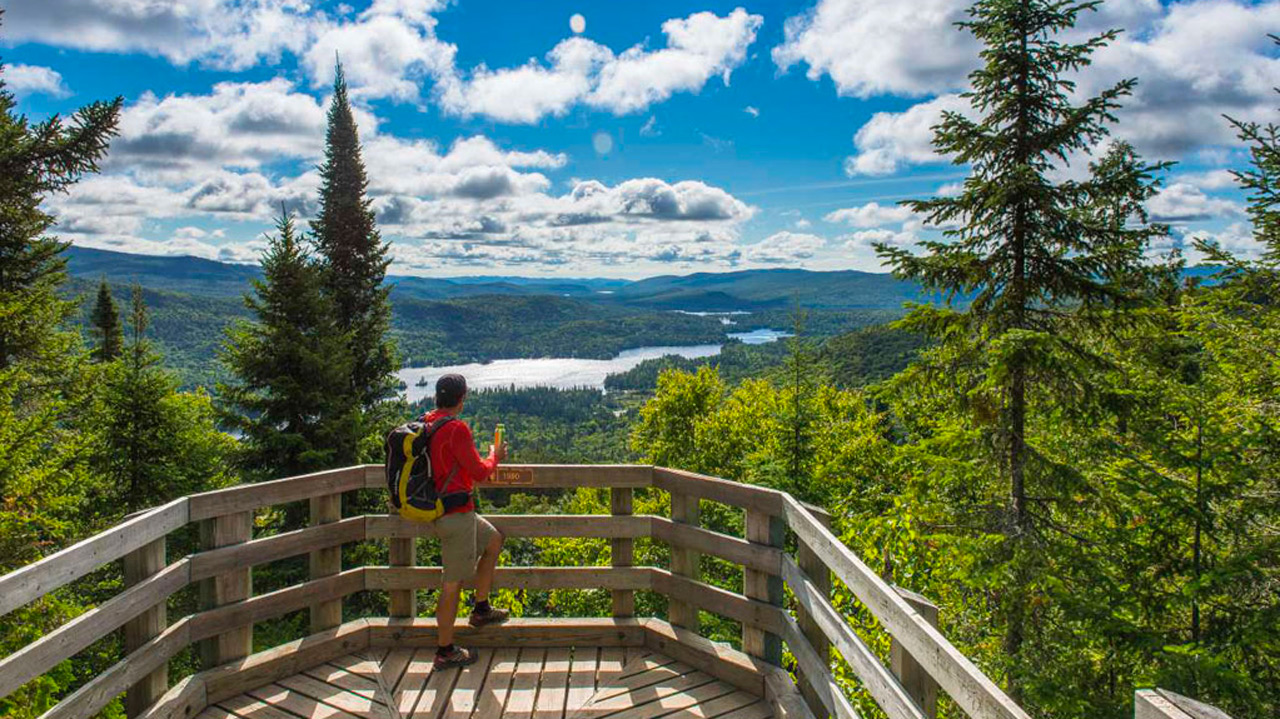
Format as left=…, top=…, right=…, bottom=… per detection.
left=606, top=267, right=928, bottom=310
left=64, top=245, right=925, bottom=311
left=60, top=246, right=935, bottom=388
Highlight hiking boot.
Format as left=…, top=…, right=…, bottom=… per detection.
left=469, top=604, right=509, bottom=628
left=433, top=645, right=478, bottom=670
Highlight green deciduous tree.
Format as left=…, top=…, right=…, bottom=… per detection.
left=220, top=209, right=356, bottom=481
left=89, top=277, right=123, bottom=362
left=873, top=0, right=1169, bottom=693
left=311, top=60, right=397, bottom=464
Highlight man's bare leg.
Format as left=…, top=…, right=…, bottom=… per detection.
left=438, top=580, right=463, bottom=648
left=473, top=531, right=504, bottom=603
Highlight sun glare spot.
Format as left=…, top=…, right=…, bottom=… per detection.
left=592, top=131, right=613, bottom=156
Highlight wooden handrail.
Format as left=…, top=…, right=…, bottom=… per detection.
left=39, top=618, right=192, bottom=719
left=189, top=516, right=365, bottom=581
left=783, top=496, right=1032, bottom=719
left=0, top=498, right=188, bottom=618
left=0, top=559, right=190, bottom=699
left=653, top=467, right=786, bottom=516
left=1134, top=688, right=1235, bottom=719
left=365, top=513, right=652, bottom=539
left=0, top=464, right=1035, bottom=719
left=779, top=610, right=860, bottom=719
left=782, top=556, right=925, bottom=719
left=189, top=467, right=369, bottom=521
left=360, top=463, right=655, bottom=491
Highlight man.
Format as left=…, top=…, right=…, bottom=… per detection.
left=422, top=373, right=510, bottom=669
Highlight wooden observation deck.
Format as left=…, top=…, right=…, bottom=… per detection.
left=0, top=465, right=1033, bottom=719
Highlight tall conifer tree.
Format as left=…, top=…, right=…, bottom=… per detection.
left=0, top=6, right=121, bottom=561
left=220, top=209, right=355, bottom=480
left=0, top=15, right=124, bottom=711
left=89, top=277, right=123, bottom=362
left=97, top=286, right=233, bottom=513
left=1199, top=35, right=1280, bottom=291
left=874, top=0, right=1168, bottom=694
left=311, top=60, right=396, bottom=460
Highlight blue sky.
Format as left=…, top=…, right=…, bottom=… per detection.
left=2, top=0, right=1278, bottom=277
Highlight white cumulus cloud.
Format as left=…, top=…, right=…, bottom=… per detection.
left=746, top=231, right=827, bottom=264
left=844, top=94, right=969, bottom=176
left=303, top=6, right=456, bottom=102
left=1147, top=183, right=1244, bottom=223
left=773, top=0, right=976, bottom=98
left=438, top=8, right=763, bottom=123
left=3, top=64, right=71, bottom=98
left=784, top=0, right=1280, bottom=176
left=824, top=201, right=915, bottom=227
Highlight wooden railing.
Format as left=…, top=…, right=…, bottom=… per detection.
left=0, top=464, right=1032, bottom=719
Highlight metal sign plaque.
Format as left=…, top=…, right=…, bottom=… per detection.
left=491, top=467, right=534, bottom=486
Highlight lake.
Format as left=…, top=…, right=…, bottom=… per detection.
left=397, top=328, right=789, bottom=401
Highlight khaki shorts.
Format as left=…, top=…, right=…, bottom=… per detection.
left=436, top=511, right=499, bottom=583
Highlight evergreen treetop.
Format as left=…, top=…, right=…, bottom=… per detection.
left=90, top=277, right=123, bottom=362
left=311, top=60, right=396, bottom=416
left=879, top=0, right=1169, bottom=326
left=0, top=11, right=121, bottom=371
left=1199, top=35, right=1280, bottom=292
left=220, top=208, right=356, bottom=480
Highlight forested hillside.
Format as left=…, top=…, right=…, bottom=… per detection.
left=65, top=275, right=908, bottom=387
left=63, top=248, right=916, bottom=385
left=391, top=295, right=728, bottom=366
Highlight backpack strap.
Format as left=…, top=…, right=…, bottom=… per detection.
left=421, top=416, right=462, bottom=493
left=422, top=415, right=456, bottom=437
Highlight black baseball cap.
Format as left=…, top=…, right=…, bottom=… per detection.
left=435, top=374, right=468, bottom=408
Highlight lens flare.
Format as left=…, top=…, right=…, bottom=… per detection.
left=592, top=131, right=613, bottom=156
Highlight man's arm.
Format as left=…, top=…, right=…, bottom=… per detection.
left=451, top=424, right=498, bottom=482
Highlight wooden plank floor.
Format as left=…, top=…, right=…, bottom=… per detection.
left=196, top=646, right=772, bottom=719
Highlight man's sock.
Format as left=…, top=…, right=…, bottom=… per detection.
left=436, top=644, right=454, bottom=656
left=474, top=599, right=491, bottom=614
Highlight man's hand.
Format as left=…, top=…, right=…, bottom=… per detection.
left=491, top=441, right=509, bottom=463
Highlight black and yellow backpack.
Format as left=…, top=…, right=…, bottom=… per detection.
left=384, top=416, right=471, bottom=522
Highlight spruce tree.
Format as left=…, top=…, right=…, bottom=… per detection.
left=777, top=305, right=819, bottom=499
left=0, top=16, right=124, bottom=712
left=89, top=277, right=123, bottom=362
left=97, top=286, right=233, bottom=513
left=311, top=60, right=396, bottom=462
left=0, top=28, right=120, bottom=371
left=873, top=0, right=1168, bottom=695
left=0, top=6, right=120, bottom=562
left=220, top=209, right=355, bottom=481
left=1198, top=35, right=1280, bottom=293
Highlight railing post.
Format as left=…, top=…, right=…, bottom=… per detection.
left=796, top=508, right=833, bottom=717
left=199, top=511, right=252, bottom=668
left=122, top=536, right=167, bottom=717
left=389, top=535, right=417, bottom=618
left=891, top=586, right=940, bottom=719
left=611, top=487, right=634, bottom=618
left=744, top=508, right=784, bottom=666
left=310, top=493, right=343, bottom=631
left=668, top=491, right=700, bottom=631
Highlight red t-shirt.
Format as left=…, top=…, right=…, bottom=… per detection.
left=422, top=410, right=497, bottom=515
